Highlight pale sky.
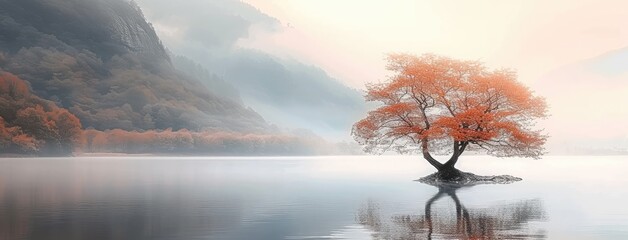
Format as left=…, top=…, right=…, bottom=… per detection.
left=242, top=0, right=628, bottom=88
left=238, top=0, right=628, bottom=153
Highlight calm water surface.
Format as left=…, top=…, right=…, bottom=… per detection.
left=0, top=155, right=627, bottom=240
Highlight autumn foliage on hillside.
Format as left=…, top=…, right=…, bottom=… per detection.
left=0, top=72, right=82, bottom=155
left=353, top=54, right=547, bottom=175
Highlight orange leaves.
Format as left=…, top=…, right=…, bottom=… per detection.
left=50, top=108, right=83, bottom=144
left=11, top=133, right=40, bottom=152
left=375, top=103, right=414, bottom=116
left=353, top=118, right=378, bottom=140
left=0, top=72, right=30, bottom=98
left=0, top=71, right=83, bottom=155
left=467, top=69, right=548, bottom=119
left=0, top=117, right=15, bottom=147
left=365, top=83, right=395, bottom=102
left=353, top=53, right=547, bottom=158
left=493, top=121, right=545, bottom=147
left=0, top=116, right=41, bottom=152
left=432, top=107, right=498, bottom=142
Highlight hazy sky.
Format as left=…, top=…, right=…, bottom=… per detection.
left=138, top=0, right=628, bottom=153
left=242, top=0, right=628, bottom=87
left=238, top=0, right=628, bottom=153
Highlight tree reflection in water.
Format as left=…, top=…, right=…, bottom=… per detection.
left=357, top=186, right=546, bottom=240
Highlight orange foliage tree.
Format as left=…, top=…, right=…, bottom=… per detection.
left=352, top=54, right=547, bottom=179
left=0, top=72, right=83, bottom=155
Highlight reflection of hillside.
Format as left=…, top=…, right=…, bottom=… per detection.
left=0, top=160, right=244, bottom=240
left=357, top=187, right=546, bottom=239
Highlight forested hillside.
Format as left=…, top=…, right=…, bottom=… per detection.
left=0, top=0, right=269, bottom=132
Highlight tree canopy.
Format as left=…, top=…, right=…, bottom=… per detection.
left=352, top=53, right=547, bottom=171
left=0, top=72, right=83, bottom=155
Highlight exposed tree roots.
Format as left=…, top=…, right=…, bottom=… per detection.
left=417, top=169, right=522, bottom=187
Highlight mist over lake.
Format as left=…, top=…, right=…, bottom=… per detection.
left=1, top=156, right=627, bottom=240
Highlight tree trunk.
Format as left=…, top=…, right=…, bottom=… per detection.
left=436, top=164, right=463, bottom=181
left=422, top=155, right=463, bottom=181
left=422, top=141, right=467, bottom=181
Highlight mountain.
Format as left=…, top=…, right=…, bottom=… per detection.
left=0, top=0, right=269, bottom=132
left=136, top=0, right=367, bottom=140
left=536, top=46, right=628, bottom=154
left=170, top=54, right=243, bottom=105
left=214, top=50, right=366, bottom=139
left=0, top=0, right=166, bottom=59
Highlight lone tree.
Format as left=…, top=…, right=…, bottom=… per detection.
left=352, top=54, right=547, bottom=180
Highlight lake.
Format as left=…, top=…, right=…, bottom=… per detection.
left=0, top=155, right=627, bottom=239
